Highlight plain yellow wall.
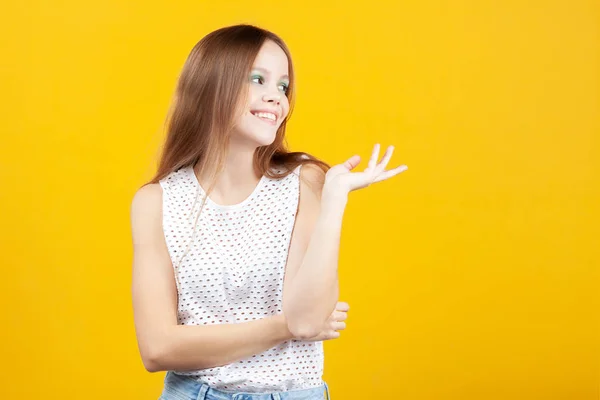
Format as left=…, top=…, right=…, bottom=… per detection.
left=1, top=0, right=598, bottom=399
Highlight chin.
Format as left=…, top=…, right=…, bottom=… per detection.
left=237, top=125, right=279, bottom=145
left=254, top=130, right=278, bottom=147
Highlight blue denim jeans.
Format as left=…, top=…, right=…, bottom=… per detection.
left=159, top=371, right=331, bottom=400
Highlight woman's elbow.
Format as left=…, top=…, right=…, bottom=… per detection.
left=140, top=341, right=167, bottom=372
left=143, top=355, right=163, bottom=373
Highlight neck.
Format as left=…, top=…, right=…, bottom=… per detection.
left=195, top=145, right=264, bottom=204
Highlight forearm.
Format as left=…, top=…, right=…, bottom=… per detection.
left=284, top=191, right=348, bottom=338
left=147, top=314, right=293, bottom=372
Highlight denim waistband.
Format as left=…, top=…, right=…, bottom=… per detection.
left=161, top=371, right=331, bottom=400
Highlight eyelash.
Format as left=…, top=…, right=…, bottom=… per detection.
left=250, top=74, right=289, bottom=94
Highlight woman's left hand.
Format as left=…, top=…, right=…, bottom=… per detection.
left=324, top=143, right=408, bottom=196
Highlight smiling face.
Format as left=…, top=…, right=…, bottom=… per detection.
left=231, top=39, right=291, bottom=147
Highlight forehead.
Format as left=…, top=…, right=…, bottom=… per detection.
left=252, top=40, right=289, bottom=76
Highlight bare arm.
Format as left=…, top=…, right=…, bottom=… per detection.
left=282, top=164, right=347, bottom=339
left=283, top=145, right=407, bottom=338
left=131, top=183, right=294, bottom=372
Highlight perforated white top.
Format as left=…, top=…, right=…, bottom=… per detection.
left=158, top=164, right=324, bottom=393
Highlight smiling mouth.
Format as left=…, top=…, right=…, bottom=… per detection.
left=250, top=111, right=278, bottom=125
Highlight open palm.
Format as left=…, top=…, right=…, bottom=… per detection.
left=325, top=143, right=408, bottom=194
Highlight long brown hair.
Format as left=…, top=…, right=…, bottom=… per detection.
left=143, top=24, right=330, bottom=277
left=146, top=24, right=329, bottom=189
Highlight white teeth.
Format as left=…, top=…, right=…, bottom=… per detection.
left=252, top=111, right=276, bottom=121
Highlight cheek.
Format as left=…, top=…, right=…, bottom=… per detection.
left=248, top=88, right=262, bottom=104
left=281, top=100, right=291, bottom=119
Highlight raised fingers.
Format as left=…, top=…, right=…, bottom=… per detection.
left=372, top=164, right=408, bottom=183
left=374, top=145, right=394, bottom=175
left=366, top=143, right=380, bottom=172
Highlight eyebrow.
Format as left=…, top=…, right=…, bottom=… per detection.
left=251, top=67, right=289, bottom=81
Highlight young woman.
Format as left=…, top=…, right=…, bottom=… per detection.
left=130, top=24, right=407, bottom=400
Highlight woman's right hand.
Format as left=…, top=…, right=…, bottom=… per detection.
left=296, top=301, right=350, bottom=342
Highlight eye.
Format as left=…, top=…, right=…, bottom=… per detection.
left=278, top=82, right=289, bottom=94
left=250, top=74, right=264, bottom=85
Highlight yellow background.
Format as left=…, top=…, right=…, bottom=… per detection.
left=1, top=0, right=598, bottom=399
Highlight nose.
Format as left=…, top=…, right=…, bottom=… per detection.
left=262, top=91, right=281, bottom=105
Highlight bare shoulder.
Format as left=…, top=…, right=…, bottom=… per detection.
left=131, top=183, right=162, bottom=211
left=298, top=163, right=326, bottom=201
left=130, top=183, right=163, bottom=245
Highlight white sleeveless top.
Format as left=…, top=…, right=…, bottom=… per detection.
left=158, top=164, right=325, bottom=393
